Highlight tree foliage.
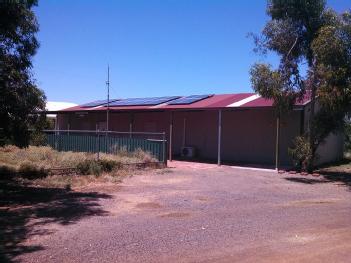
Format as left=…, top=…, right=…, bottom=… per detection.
left=0, top=0, right=46, bottom=147
left=250, top=0, right=351, bottom=171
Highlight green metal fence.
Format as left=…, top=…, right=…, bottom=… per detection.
left=45, top=130, right=166, bottom=163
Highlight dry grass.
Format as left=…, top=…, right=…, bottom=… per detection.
left=0, top=145, right=157, bottom=170
left=29, top=169, right=130, bottom=189
left=0, top=145, right=160, bottom=189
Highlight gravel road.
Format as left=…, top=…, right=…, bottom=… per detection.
left=14, top=161, right=351, bottom=262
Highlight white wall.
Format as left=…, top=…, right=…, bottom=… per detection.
left=315, top=132, right=344, bottom=165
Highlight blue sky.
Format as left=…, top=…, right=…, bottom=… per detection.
left=33, top=0, right=350, bottom=104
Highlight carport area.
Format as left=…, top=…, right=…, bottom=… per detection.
left=19, top=163, right=351, bottom=263
left=57, top=107, right=303, bottom=168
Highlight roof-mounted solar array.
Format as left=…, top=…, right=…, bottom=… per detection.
left=81, top=95, right=213, bottom=108
left=107, top=96, right=180, bottom=107
left=81, top=99, right=119, bottom=108
left=167, top=94, right=213, bottom=105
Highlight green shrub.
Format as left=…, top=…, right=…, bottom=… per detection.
left=30, top=131, right=47, bottom=146
left=114, top=146, right=129, bottom=156
left=89, top=161, right=103, bottom=176
left=133, top=148, right=156, bottom=163
left=76, top=159, right=122, bottom=176
left=76, top=160, right=102, bottom=176
left=288, top=136, right=314, bottom=171
left=77, top=160, right=96, bottom=175
left=98, top=159, right=121, bottom=172
left=344, top=121, right=351, bottom=154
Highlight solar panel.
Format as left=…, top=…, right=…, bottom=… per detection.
left=108, top=96, right=180, bottom=107
left=168, top=94, right=213, bottom=105
left=81, top=99, right=119, bottom=108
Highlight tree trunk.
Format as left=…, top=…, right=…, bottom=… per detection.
left=307, top=65, right=317, bottom=172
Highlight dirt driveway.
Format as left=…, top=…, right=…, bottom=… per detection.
left=8, top=161, right=351, bottom=262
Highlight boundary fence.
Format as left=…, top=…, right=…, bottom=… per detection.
left=43, top=130, right=167, bottom=164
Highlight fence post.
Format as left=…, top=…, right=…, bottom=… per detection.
left=162, top=132, right=166, bottom=166
left=105, top=129, right=108, bottom=154
left=97, top=130, right=100, bottom=160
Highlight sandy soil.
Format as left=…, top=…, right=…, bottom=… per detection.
left=5, top=161, right=351, bottom=262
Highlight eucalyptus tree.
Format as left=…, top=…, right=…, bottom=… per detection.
left=250, top=0, right=351, bottom=171
left=0, top=0, right=46, bottom=147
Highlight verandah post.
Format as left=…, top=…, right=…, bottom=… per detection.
left=275, top=116, right=280, bottom=170
left=162, top=132, right=166, bottom=166
left=169, top=111, right=173, bottom=162
left=217, top=110, right=222, bottom=166
left=97, top=130, right=100, bottom=160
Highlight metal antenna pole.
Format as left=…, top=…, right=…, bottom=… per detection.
left=106, top=65, right=110, bottom=132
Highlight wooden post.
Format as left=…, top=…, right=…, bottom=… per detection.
left=162, top=132, right=166, bottom=165
left=97, top=130, right=100, bottom=160
left=169, top=112, right=173, bottom=162
left=218, top=110, right=222, bottom=166
left=182, top=117, right=186, bottom=147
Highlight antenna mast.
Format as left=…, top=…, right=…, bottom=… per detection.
left=106, top=65, right=110, bottom=131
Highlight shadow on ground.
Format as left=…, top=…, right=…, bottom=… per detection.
left=0, top=179, right=111, bottom=263
left=285, top=168, right=351, bottom=191
left=285, top=177, right=330, bottom=185
left=171, top=157, right=275, bottom=170
left=319, top=171, right=351, bottom=190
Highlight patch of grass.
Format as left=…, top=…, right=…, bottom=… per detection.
left=76, top=160, right=102, bottom=176
left=29, top=167, right=131, bottom=189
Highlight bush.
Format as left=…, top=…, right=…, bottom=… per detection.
left=76, top=159, right=122, bottom=176
left=98, top=159, right=121, bottom=172
left=288, top=136, right=314, bottom=171
left=30, top=131, right=47, bottom=146
left=113, top=146, right=129, bottom=157
left=88, top=161, right=103, bottom=176
left=344, top=121, right=351, bottom=153
left=133, top=148, right=156, bottom=163
left=77, top=160, right=98, bottom=175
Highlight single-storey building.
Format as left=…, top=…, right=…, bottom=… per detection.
left=52, top=93, right=344, bottom=168
left=46, top=101, right=78, bottom=128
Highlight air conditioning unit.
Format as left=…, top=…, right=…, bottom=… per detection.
left=181, top=146, right=196, bottom=158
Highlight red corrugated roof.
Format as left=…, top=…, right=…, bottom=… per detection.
left=241, top=97, right=274, bottom=107
left=240, top=92, right=311, bottom=108
left=58, top=93, right=311, bottom=113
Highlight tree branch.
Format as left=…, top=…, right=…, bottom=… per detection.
left=286, top=36, right=298, bottom=59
